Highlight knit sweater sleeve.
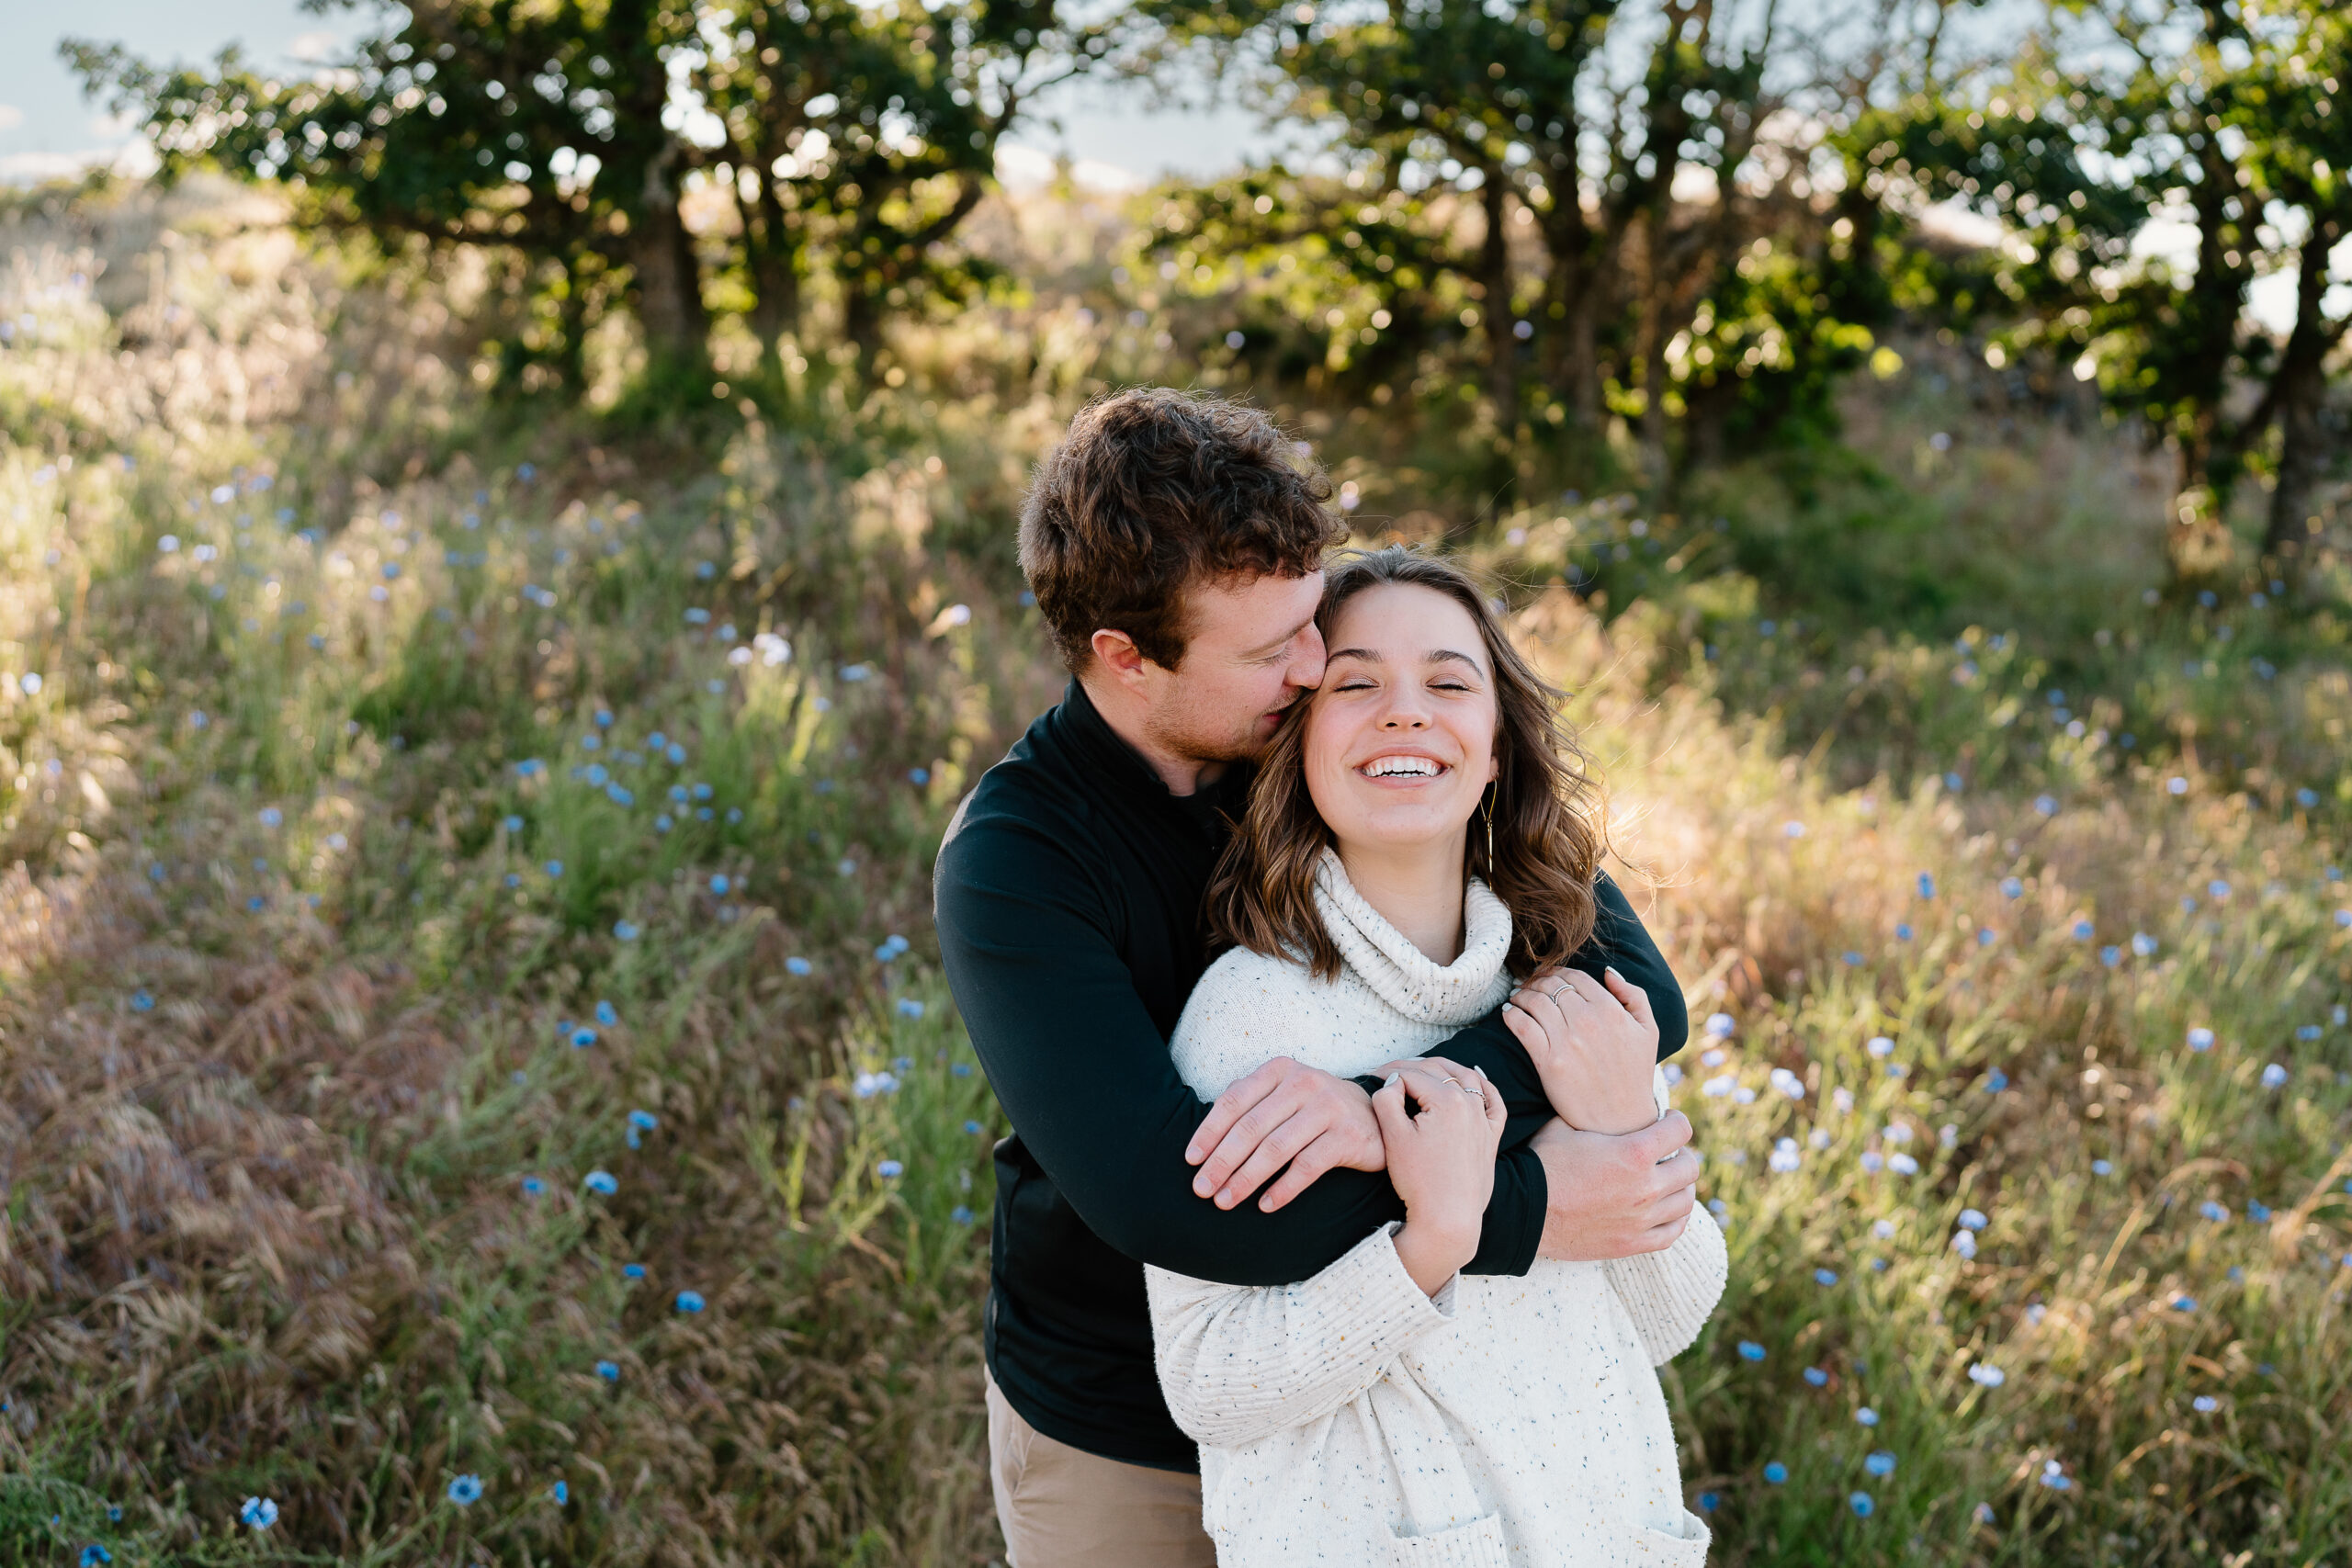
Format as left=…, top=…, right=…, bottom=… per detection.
left=1146, top=1226, right=1459, bottom=1449
left=1600, top=1066, right=1729, bottom=1365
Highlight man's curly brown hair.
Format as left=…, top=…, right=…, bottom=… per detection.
left=1019, top=388, right=1347, bottom=672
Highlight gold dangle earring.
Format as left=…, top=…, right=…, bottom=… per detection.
left=1480, top=784, right=1497, bottom=875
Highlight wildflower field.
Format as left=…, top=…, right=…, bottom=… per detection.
left=3, top=175, right=2350, bottom=1568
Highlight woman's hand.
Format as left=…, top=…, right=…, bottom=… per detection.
left=1374, top=1059, right=1506, bottom=1296
left=1503, top=965, right=1660, bottom=1135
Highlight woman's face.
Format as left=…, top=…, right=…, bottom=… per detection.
left=1303, top=582, right=1500, bottom=859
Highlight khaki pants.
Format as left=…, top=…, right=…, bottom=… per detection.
left=986, top=1371, right=1217, bottom=1568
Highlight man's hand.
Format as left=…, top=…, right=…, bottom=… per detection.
left=1185, top=1056, right=1386, bottom=1213
left=1530, top=1111, right=1699, bottom=1260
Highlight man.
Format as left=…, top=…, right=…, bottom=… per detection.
left=934, top=388, right=1700, bottom=1567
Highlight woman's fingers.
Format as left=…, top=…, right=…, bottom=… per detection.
left=1559, top=969, right=1618, bottom=1011
left=1476, top=1066, right=1507, bottom=1129
left=1505, top=983, right=1568, bottom=1053
left=1602, top=965, right=1657, bottom=1031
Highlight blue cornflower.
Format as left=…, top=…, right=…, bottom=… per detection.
left=2172, top=1294, right=2198, bottom=1312
left=131, top=989, right=153, bottom=1012
left=667, top=743, right=687, bottom=764
left=595, top=999, right=618, bottom=1026
left=655, top=813, right=673, bottom=832
left=258, top=806, right=283, bottom=828
left=2208, top=879, right=2231, bottom=899
left=1842, top=950, right=1864, bottom=965
left=522, top=1176, right=546, bottom=1196
left=877, top=1159, right=905, bottom=1179
left=675, top=1290, right=706, bottom=1313
left=1763, top=1461, right=1788, bottom=1484
left=594, top=708, right=614, bottom=728
left=951, top=1204, right=976, bottom=1224
left=1864, top=1450, right=1896, bottom=1477
left=571, top=1027, right=597, bottom=1048
left=629, top=1109, right=659, bottom=1132
left=584, top=1170, right=617, bottom=1195
left=2192, top=1394, right=2218, bottom=1413
left=2199, top=1200, right=2229, bottom=1223
left=1815, top=1268, right=1838, bottom=1286
left=2188, top=1026, right=2214, bottom=1051
left=240, top=1496, right=278, bottom=1529
left=953, top=1063, right=974, bottom=1077
left=447, top=1474, right=483, bottom=1506
left=613, top=919, right=640, bottom=941
left=2092, top=1159, right=2113, bottom=1175
left=605, top=783, right=633, bottom=807
left=2072, top=919, right=2095, bottom=940
left=1917, top=873, right=1935, bottom=899
left=786, top=956, right=813, bottom=976
left=1978, top=928, right=1996, bottom=946
left=2298, top=788, right=2321, bottom=808
left=691, top=781, right=713, bottom=801
left=552, top=1479, right=570, bottom=1506
left=965, top=1120, right=985, bottom=1135
left=898, top=998, right=926, bottom=1019
left=1850, top=1492, right=1875, bottom=1517
left=596, top=1359, right=620, bottom=1382
left=1985, top=1070, right=2008, bottom=1092
left=1968, top=1362, right=2005, bottom=1387
left=1959, top=1208, right=1988, bottom=1231
left=2033, top=794, right=2058, bottom=817
left=2260, top=1063, right=2289, bottom=1089
left=545, top=859, right=564, bottom=878
left=503, top=815, right=524, bottom=833
left=710, top=874, right=729, bottom=895
left=1855, top=1406, right=1879, bottom=1427
left=1894, top=922, right=1913, bottom=941
left=1804, top=1367, right=1828, bottom=1387
left=2298, top=1023, right=2323, bottom=1042
left=623, top=1263, right=647, bottom=1279
left=838, top=857, right=858, bottom=876
left=2000, top=876, right=2023, bottom=898
left=1696, top=1492, right=1719, bottom=1513
left=910, top=767, right=931, bottom=785
left=2099, top=945, right=2121, bottom=967
left=2246, top=1200, right=2271, bottom=1223
left=2038, top=1460, right=2072, bottom=1490
left=1736, top=1341, right=1766, bottom=1361
left=83, top=1545, right=114, bottom=1565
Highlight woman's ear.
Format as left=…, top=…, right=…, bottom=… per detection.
left=1486, top=747, right=1500, bottom=784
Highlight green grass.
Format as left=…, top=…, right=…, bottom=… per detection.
left=1, top=177, right=2347, bottom=1567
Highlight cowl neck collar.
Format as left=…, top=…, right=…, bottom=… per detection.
left=1310, top=847, right=1512, bottom=1025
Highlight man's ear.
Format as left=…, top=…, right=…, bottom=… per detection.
left=1090, top=627, right=1148, bottom=685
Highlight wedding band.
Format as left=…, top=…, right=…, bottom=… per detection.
left=1545, top=983, right=1572, bottom=1003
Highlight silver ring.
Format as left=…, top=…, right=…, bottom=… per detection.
left=1545, top=983, right=1573, bottom=1004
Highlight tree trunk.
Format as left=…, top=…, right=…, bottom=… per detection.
left=631, top=139, right=708, bottom=372
left=1478, top=174, right=1520, bottom=434
left=1539, top=202, right=1607, bottom=429
left=746, top=169, right=801, bottom=376
left=1634, top=213, right=1670, bottom=491
left=2261, top=214, right=2348, bottom=591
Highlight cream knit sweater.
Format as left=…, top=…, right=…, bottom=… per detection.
left=1146, top=851, right=1724, bottom=1568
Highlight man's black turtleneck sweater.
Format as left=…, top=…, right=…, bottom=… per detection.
left=934, top=680, right=1688, bottom=1472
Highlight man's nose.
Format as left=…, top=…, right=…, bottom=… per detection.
left=1287, top=623, right=1328, bottom=689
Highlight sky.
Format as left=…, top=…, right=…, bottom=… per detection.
left=2, top=0, right=2332, bottom=329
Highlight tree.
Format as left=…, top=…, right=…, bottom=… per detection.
left=1865, top=0, right=2350, bottom=587
left=70, top=1, right=712, bottom=381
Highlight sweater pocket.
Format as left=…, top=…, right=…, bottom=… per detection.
left=1629, top=1509, right=1713, bottom=1566
left=1385, top=1511, right=1510, bottom=1568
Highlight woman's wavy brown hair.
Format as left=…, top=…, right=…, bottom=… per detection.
left=1205, top=546, right=1606, bottom=981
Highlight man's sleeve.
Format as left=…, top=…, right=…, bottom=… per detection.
left=935, top=814, right=1546, bottom=1287
left=1352, top=870, right=1690, bottom=1143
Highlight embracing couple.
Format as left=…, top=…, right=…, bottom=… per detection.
left=935, top=388, right=1724, bottom=1568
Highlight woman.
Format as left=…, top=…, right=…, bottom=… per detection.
left=1146, top=547, right=1724, bottom=1567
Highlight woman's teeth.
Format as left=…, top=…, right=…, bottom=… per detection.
left=1360, top=756, right=1443, bottom=777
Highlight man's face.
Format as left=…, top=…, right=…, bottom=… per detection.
left=1138, top=570, right=1328, bottom=768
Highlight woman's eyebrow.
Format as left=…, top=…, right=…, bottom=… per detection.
left=1427, top=649, right=1485, bottom=671
left=1325, top=646, right=1382, bottom=663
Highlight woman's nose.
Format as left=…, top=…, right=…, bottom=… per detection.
left=1380, top=693, right=1431, bottom=728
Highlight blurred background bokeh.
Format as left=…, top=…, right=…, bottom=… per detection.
left=2, top=0, right=2349, bottom=1562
